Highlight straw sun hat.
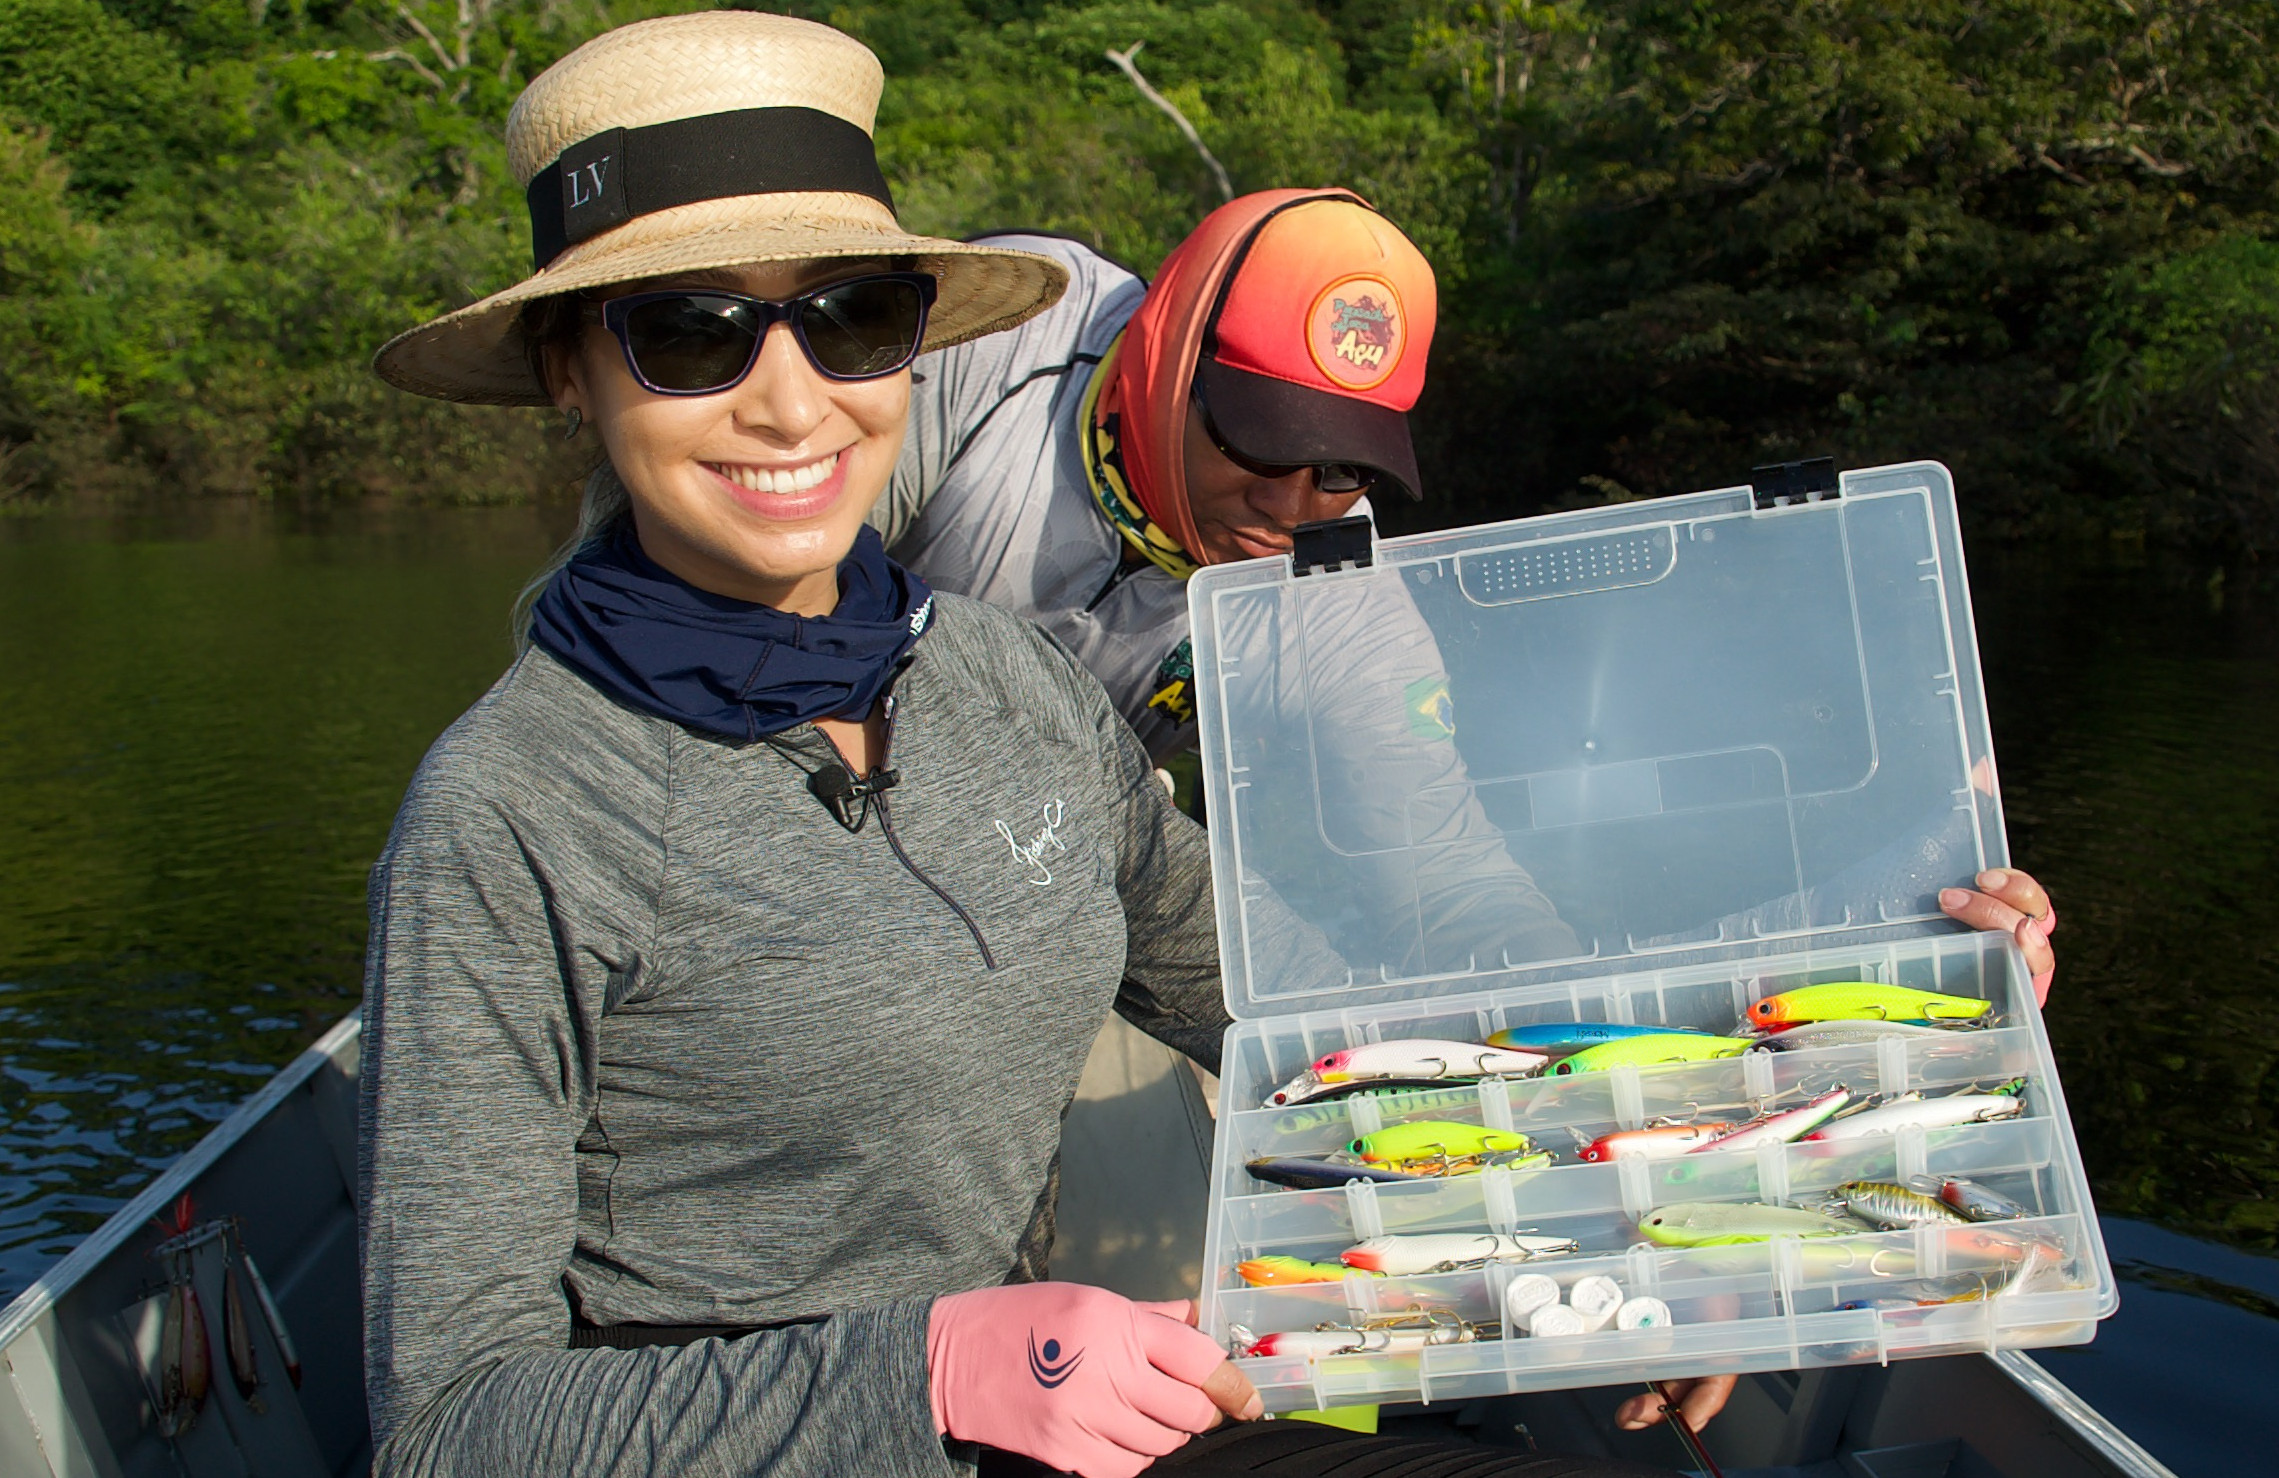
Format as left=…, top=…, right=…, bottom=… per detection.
left=374, top=11, right=1068, bottom=405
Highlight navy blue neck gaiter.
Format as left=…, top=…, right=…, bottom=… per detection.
left=529, top=521, right=935, bottom=742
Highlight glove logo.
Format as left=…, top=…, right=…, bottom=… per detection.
left=1026, top=1331, right=1084, bottom=1389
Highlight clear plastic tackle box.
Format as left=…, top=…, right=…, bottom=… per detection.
left=1187, top=461, right=2114, bottom=1413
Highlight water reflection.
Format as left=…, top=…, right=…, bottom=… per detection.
left=0, top=506, right=562, bottom=1292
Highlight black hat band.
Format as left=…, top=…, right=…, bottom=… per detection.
left=526, top=106, right=895, bottom=271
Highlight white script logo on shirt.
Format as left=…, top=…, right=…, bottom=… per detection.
left=995, top=800, right=1068, bottom=886
left=908, top=596, right=934, bottom=636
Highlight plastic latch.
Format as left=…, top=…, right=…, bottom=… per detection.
left=1343, top=1178, right=1385, bottom=1241
left=1750, top=457, right=1840, bottom=510
left=1290, top=515, right=1375, bottom=577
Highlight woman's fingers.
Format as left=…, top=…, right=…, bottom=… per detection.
left=1613, top=1374, right=1738, bottom=1431
left=1134, top=1310, right=1262, bottom=1423
left=1132, top=1297, right=1200, bottom=1327
left=1940, top=867, right=2058, bottom=1003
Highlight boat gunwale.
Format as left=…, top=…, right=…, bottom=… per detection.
left=0, top=1009, right=364, bottom=1350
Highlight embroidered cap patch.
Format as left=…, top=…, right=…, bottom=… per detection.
left=1306, top=274, right=1404, bottom=391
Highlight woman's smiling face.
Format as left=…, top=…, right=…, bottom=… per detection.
left=545, top=259, right=911, bottom=615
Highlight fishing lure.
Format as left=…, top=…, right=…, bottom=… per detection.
left=236, top=1242, right=302, bottom=1389
left=1746, top=982, right=1993, bottom=1031
left=1235, top=1255, right=1356, bottom=1287
left=1485, top=1022, right=1710, bottom=1055
left=1834, top=1180, right=1971, bottom=1230
left=1349, top=1121, right=1533, bottom=1166
left=1550, top=1034, right=1752, bottom=1076
left=1803, top=1082, right=2027, bottom=1142
left=1340, top=1232, right=1580, bottom=1274
left=1927, top=1176, right=2034, bottom=1223
left=1268, top=1041, right=1548, bottom=1107
left=1576, top=1121, right=1735, bottom=1163
left=1637, top=1201, right=1863, bottom=1248
left=1746, top=1019, right=1982, bottom=1051
left=1267, top=1083, right=1486, bottom=1134
left=1234, top=1308, right=1496, bottom=1359
left=1689, top=1088, right=1852, bottom=1154
left=1245, top=1155, right=1432, bottom=1190
left=222, top=1245, right=261, bottom=1406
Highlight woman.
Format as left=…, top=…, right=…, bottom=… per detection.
left=362, top=13, right=1688, bottom=1478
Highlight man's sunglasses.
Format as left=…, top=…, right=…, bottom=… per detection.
left=585, top=272, right=938, bottom=395
left=1192, top=386, right=1376, bottom=496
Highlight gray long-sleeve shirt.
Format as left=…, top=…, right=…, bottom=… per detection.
left=357, top=593, right=1244, bottom=1477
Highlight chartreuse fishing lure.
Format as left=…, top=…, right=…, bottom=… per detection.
left=1637, top=1202, right=1863, bottom=1247
left=1747, top=982, right=1992, bottom=1031
left=1235, top=1255, right=1355, bottom=1287
left=1349, top=1121, right=1533, bottom=1167
left=1550, top=1034, right=1752, bottom=1076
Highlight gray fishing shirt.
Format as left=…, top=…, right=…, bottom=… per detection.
left=357, top=595, right=1264, bottom=1477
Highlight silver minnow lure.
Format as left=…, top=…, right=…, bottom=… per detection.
left=1836, top=1180, right=1971, bottom=1229
left=1340, top=1232, right=1580, bottom=1275
left=1804, top=1090, right=2025, bottom=1141
left=1268, top=1039, right=1549, bottom=1106
left=1689, top=1087, right=1852, bottom=1154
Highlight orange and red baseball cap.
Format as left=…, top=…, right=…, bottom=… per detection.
left=1194, top=196, right=1437, bottom=499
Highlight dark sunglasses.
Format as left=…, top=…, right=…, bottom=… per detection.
left=1192, top=385, right=1376, bottom=496
left=586, top=271, right=938, bottom=395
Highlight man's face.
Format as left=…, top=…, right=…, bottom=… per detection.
left=1179, top=400, right=1370, bottom=564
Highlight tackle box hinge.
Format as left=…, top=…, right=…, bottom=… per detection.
left=1750, top=457, right=1840, bottom=510
left=1290, top=515, right=1376, bottom=577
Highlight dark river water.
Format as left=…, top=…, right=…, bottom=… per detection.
left=0, top=505, right=2273, bottom=1475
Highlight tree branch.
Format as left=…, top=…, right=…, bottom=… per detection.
left=368, top=46, right=446, bottom=93
left=1105, top=43, right=1233, bottom=203
left=395, top=4, right=457, bottom=73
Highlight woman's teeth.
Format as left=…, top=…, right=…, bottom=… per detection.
left=714, top=453, right=838, bottom=495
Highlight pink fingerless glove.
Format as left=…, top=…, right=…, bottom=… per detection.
left=927, top=1283, right=1236, bottom=1478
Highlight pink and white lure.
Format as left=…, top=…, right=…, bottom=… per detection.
left=1268, top=1040, right=1549, bottom=1107
left=1688, top=1088, right=1853, bottom=1154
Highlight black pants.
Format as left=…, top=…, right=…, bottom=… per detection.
left=978, top=1421, right=1679, bottom=1477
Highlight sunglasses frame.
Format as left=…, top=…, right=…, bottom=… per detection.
left=586, top=271, right=939, bottom=396
left=1190, top=383, right=1376, bottom=496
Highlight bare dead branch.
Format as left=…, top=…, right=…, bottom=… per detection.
left=1104, top=43, right=1233, bottom=203
left=369, top=46, right=446, bottom=93
left=395, top=4, right=457, bottom=74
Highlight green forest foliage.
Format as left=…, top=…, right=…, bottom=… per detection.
left=1, top=0, right=2274, bottom=546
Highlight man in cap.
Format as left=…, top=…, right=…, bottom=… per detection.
left=874, top=189, right=1419, bottom=763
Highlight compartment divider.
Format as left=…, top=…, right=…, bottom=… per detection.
left=1343, top=1180, right=1385, bottom=1241
left=1756, top=1139, right=1791, bottom=1206
left=1742, top=1049, right=1777, bottom=1101
left=1772, top=1237, right=1804, bottom=1368
left=1617, top=1156, right=1654, bottom=1220
left=1875, top=1035, right=1911, bottom=1097
left=1479, top=1079, right=1516, bottom=1134
left=1482, top=1164, right=1519, bottom=1233
left=1894, top=1122, right=1930, bottom=1184
left=1609, top=1065, right=1645, bottom=1130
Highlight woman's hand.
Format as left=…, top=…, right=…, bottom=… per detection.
left=1939, top=867, right=2058, bottom=1005
left=927, top=1283, right=1259, bottom=1478
left=1614, top=1374, right=1737, bottom=1433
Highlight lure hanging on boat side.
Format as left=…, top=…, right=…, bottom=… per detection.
left=1267, top=1041, right=1549, bottom=1107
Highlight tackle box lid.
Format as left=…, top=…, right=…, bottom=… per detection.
left=1188, top=460, right=2007, bottom=1022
